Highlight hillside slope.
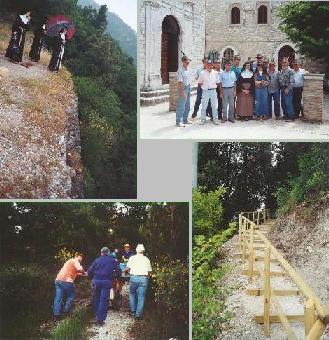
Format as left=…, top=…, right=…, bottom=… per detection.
left=0, top=25, right=83, bottom=198
left=77, top=0, right=137, bottom=62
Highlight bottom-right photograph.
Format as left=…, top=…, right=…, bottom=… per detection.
left=192, top=142, right=329, bottom=340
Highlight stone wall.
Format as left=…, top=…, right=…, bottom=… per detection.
left=205, top=0, right=298, bottom=65
left=169, top=72, right=178, bottom=111
left=303, top=74, right=325, bottom=122
left=139, top=0, right=206, bottom=91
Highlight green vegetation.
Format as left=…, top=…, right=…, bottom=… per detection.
left=275, top=144, right=329, bottom=215
left=0, top=202, right=188, bottom=338
left=278, top=2, right=329, bottom=65
left=52, top=307, right=91, bottom=340
left=192, top=188, right=236, bottom=339
left=0, top=0, right=137, bottom=198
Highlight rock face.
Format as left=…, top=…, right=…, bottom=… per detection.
left=0, top=54, right=83, bottom=199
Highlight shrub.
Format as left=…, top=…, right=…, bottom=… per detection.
left=193, top=187, right=226, bottom=236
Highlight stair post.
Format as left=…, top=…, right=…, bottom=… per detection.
left=264, top=246, right=271, bottom=336
left=305, top=299, right=316, bottom=337
left=248, top=222, right=254, bottom=282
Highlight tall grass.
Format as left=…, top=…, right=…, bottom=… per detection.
left=52, top=307, right=91, bottom=340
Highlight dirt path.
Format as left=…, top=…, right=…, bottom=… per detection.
left=88, top=283, right=135, bottom=340
left=218, top=222, right=329, bottom=340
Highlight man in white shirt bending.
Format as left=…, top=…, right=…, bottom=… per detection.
left=198, top=60, right=220, bottom=125
left=125, top=244, right=152, bottom=319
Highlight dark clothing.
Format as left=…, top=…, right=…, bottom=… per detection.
left=48, top=33, right=66, bottom=71
left=293, top=87, right=303, bottom=118
left=92, top=279, right=112, bottom=322
left=122, top=250, right=133, bottom=262
left=5, top=15, right=30, bottom=62
left=87, top=255, right=120, bottom=281
left=236, top=74, right=254, bottom=118
left=29, top=24, right=47, bottom=62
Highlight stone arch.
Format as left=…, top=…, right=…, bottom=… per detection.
left=161, top=15, right=181, bottom=85
left=221, top=45, right=239, bottom=63
left=274, top=42, right=298, bottom=70
left=256, top=2, right=270, bottom=24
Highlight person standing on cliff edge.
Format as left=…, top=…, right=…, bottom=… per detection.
left=5, top=11, right=31, bottom=63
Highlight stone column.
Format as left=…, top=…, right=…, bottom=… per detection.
left=169, top=72, right=178, bottom=111
left=303, top=74, right=324, bottom=122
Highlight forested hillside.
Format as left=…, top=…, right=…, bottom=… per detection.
left=0, top=202, right=188, bottom=339
left=77, top=0, right=137, bottom=63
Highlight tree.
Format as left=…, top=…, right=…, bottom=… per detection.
left=278, top=2, right=329, bottom=65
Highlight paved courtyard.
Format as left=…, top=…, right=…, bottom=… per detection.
left=140, top=92, right=329, bottom=141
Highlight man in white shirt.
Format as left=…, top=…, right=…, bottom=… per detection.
left=292, top=60, right=309, bottom=118
left=125, top=244, right=152, bottom=319
left=198, top=60, right=220, bottom=125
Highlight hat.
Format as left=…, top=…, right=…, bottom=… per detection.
left=293, top=59, right=300, bottom=64
left=206, top=59, right=213, bottom=64
left=101, top=247, right=110, bottom=255
left=214, top=59, right=221, bottom=64
left=256, top=53, right=263, bottom=58
left=182, top=56, right=191, bottom=62
left=136, top=244, right=145, bottom=253
left=234, top=55, right=241, bottom=60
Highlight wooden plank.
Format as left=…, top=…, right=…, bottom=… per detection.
left=242, top=270, right=285, bottom=277
left=305, top=299, right=316, bottom=336
left=255, top=315, right=304, bottom=324
left=263, top=247, right=271, bottom=336
left=306, top=319, right=325, bottom=340
left=272, top=293, right=298, bottom=340
left=246, top=289, right=300, bottom=296
left=248, top=223, right=254, bottom=283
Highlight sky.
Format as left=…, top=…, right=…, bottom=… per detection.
left=94, top=0, right=137, bottom=31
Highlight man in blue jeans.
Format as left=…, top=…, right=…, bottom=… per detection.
left=268, top=60, right=281, bottom=119
left=53, top=252, right=85, bottom=321
left=125, top=244, right=152, bottom=320
left=88, top=247, right=120, bottom=325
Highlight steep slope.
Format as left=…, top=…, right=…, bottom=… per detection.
left=77, top=0, right=137, bottom=62
left=0, top=25, right=83, bottom=198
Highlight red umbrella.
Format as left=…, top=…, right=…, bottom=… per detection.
left=46, top=15, right=76, bottom=40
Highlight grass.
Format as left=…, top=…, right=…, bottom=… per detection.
left=52, top=307, right=92, bottom=340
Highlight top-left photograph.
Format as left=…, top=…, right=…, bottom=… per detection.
left=0, top=0, right=137, bottom=199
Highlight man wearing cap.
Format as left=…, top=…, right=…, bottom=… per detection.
left=278, top=58, right=295, bottom=122
left=198, top=59, right=220, bottom=125
left=88, top=247, right=120, bottom=325
left=192, top=58, right=208, bottom=118
left=232, top=55, right=242, bottom=78
left=253, top=53, right=263, bottom=72
left=292, top=60, right=308, bottom=118
left=125, top=244, right=152, bottom=319
left=263, top=57, right=270, bottom=73
left=220, top=59, right=237, bottom=123
left=268, top=59, right=281, bottom=119
left=53, top=252, right=85, bottom=321
left=176, top=55, right=192, bottom=127
left=122, top=243, right=133, bottom=262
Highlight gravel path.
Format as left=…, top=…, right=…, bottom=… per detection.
left=88, top=283, right=135, bottom=340
left=218, top=221, right=329, bottom=340
left=140, top=94, right=329, bottom=140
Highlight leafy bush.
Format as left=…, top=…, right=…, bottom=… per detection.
left=275, top=144, right=329, bottom=215
left=193, top=223, right=236, bottom=340
left=193, top=187, right=226, bottom=236
left=54, top=248, right=79, bottom=263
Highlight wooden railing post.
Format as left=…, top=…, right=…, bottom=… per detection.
left=248, top=222, right=254, bottom=282
left=264, top=246, right=271, bottom=336
left=239, top=214, right=242, bottom=250
left=257, top=211, right=260, bottom=226
left=264, top=209, right=267, bottom=222
left=305, top=299, right=316, bottom=337
left=242, top=232, right=246, bottom=263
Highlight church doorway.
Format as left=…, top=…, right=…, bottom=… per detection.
left=278, top=45, right=295, bottom=70
left=161, top=15, right=180, bottom=85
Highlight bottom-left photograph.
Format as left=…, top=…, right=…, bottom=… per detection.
left=0, top=202, right=189, bottom=340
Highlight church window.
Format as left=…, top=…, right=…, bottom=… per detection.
left=258, top=5, right=268, bottom=24
left=231, top=7, right=240, bottom=24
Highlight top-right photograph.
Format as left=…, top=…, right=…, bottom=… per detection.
left=139, top=0, right=329, bottom=140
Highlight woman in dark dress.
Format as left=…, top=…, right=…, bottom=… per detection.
left=236, top=62, right=255, bottom=121
left=48, top=28, right=67, bottom=72
left=5, top=11, right=31, bottom=63
left=29, top=18, right=48, bottom=62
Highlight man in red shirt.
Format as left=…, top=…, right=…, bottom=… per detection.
left=53, top=252, right=85, bottom=320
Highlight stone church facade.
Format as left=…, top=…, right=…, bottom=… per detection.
left=139, top=0, right=323, bottom=105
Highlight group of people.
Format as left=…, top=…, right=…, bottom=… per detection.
left=53, top=243, right=152, bottom=325
left=176, top=53, right=308, bottom=127
left=5, top=11, right=68, bottom=72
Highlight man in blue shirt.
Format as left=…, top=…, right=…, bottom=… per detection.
left=231, top=55, right=242, bottom=78
left=88, top=247, right=120, bottom=325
